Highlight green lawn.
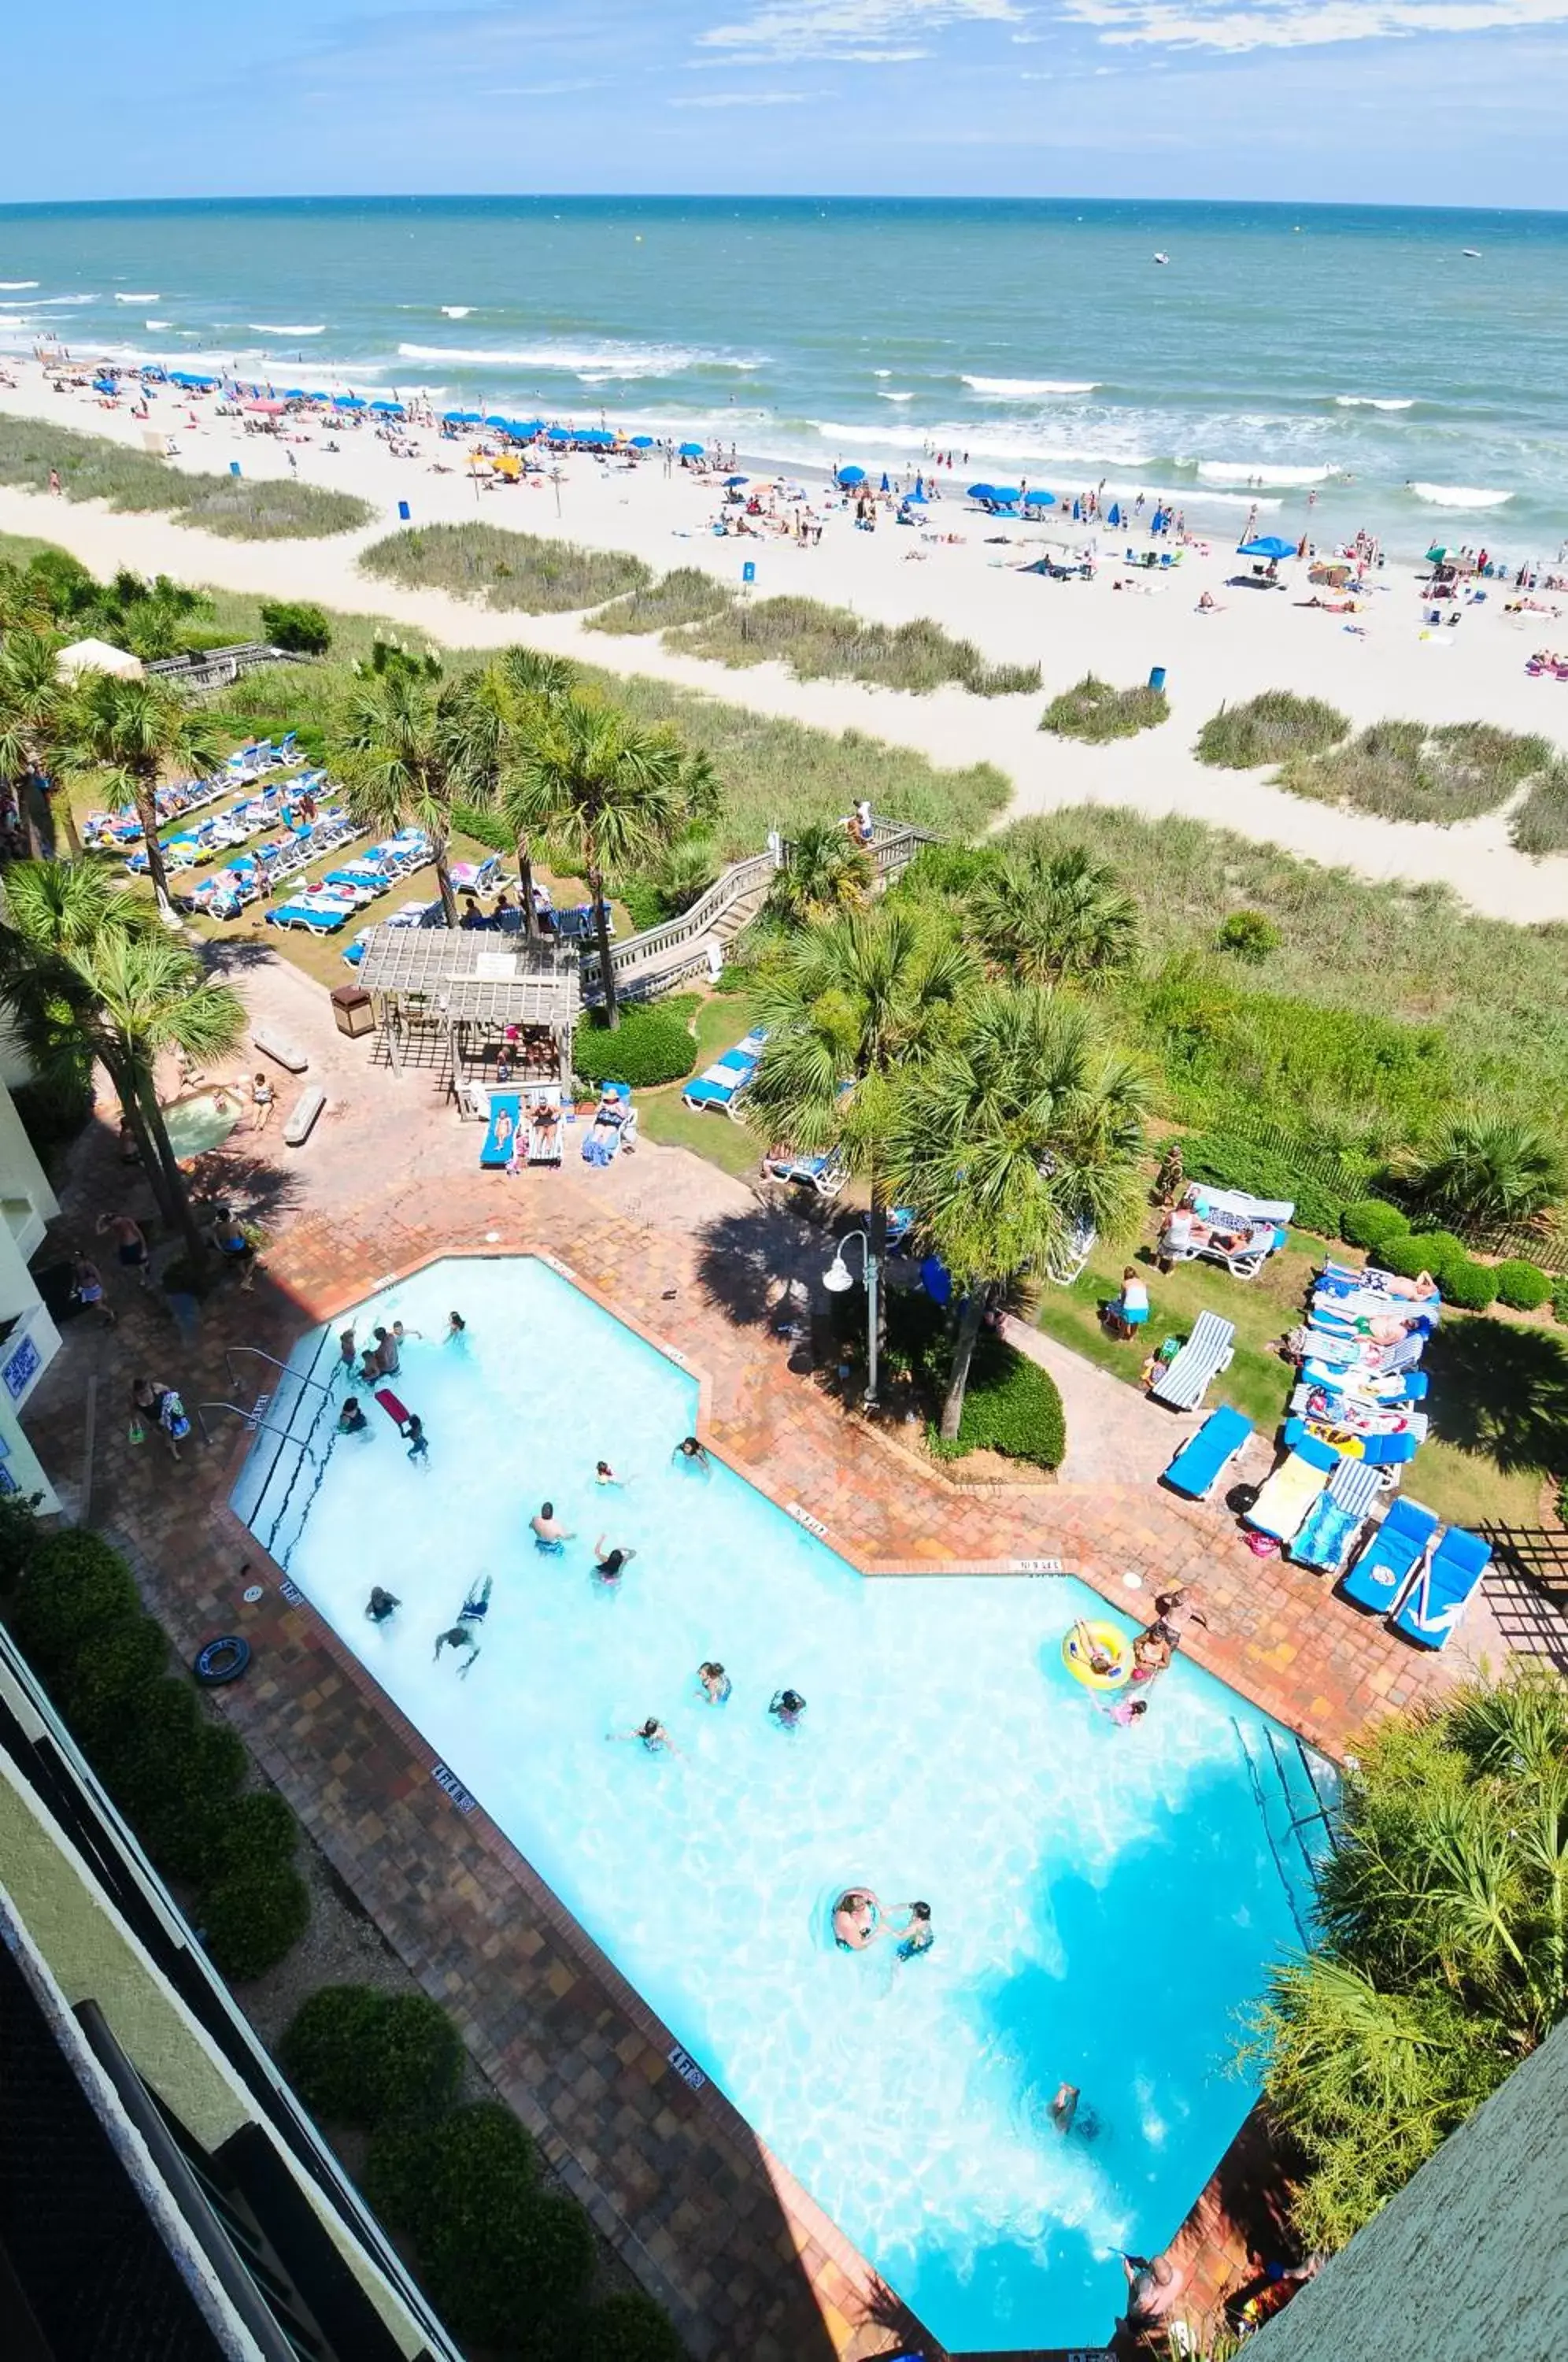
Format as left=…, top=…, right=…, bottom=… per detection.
left=636, top=991, right=765, bottom=1182
left=1035, top=1225, right=1551, bottom=1531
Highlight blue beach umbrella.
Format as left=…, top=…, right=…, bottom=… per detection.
left=906, top=484, right=927, bottom=503
left=547, top=424, right=574, bottom=442
left=967, top=482, right=997, bottom=500
left=630, top=434, right=655, bottom=449
left=679, top=440, right=705, bottom=457
left=879, top=472, right=891, bottom=493
left=370, top=400, right=405, bottom=416
left=726, top=475, right=749, bottom=487
left=444, top=409, right=483, bottom=424
left=1023, top=487, right=1056, bottom=509
left=1238, top=534, right=1297, bottom=561
left=283, top=388, right=308, bottom=400
left=485, top=413, right=511, bottom=428
left=333, top=393, right=366, bottom=409
left=991, top=486, right=1022, bottom=505
left=837, top=465, right=866, bottom=486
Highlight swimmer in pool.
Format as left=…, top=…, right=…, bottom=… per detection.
left=446, top=1310, right=466, bottom=1339
left=769, top=1688, right=806, bottom=1730
left=1071, top=1619, right=1119, bottom=1680
left=338, top=1395, right=368, bottom=1435
left=697, top=1661, right=731, bottom=1705
left=832, top=1888, right=883, bottom=1951
left=611, top=1716, right=682, bottom=1758
left=673, top=1435, right=709, bottom=1470
left=365, top=1586, right=400, bottom=1623
left=594, top=1539, right=636, bottom=1585
left=594, top=1460, right=627, bottom=1486
left=892, top=1901, right=934, bottom=1961
left=531, top=1501, right=575, bottom=1549
left=1050, top=2082, right=1079, bottom=2134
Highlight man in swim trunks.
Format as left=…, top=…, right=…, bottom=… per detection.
left=98, top=1209, right=150, bottom=1288
left=338, top=1395, right=369, bottom=1435
left=893, top=1901, right=934, bottom=1961
left=832, top=1889, right=883, bottom=1951
left=531, top=1501, right=574, bottom=1549
left=611, top=1716, right=682, bottom=1757
left=73, top=1253, right=116, bottom=1328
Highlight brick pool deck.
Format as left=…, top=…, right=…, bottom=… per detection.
left=20, top=971, right=1492, bottom=2361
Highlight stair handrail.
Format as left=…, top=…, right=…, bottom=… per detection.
left=224, top=1346, right=335, bottom=1399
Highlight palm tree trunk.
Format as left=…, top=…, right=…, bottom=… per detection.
left=940, top=1288, right=989, bottom=1442
left=434, top=830, right=459, bottom=928
left=515, top=834, right=538, bottom=941
left=590, top=861, right=619, bottom=1030
left=133, top=1072, right=210, bottom=1289
left=133, top=771, right=175, bottom=921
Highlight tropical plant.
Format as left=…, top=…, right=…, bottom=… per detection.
left=889, top=988, right=1151, bottom=1435
left=502, top=694, right=686, bottom=1027
left=0, top=625, right=80, bottom=856
left=1252, top=1668, right=1568, bottom=2253
left=1402, top=1116, right=1568, bottom=1231
left=767, top=818, right=873, bottom=927
left=451, top=646, right=582, bottom=936
left=650, top=835, right=720, bottom=918
left=62, top=671, right=224, bottom=916
left=332, top=663, right=490, bottom=927
left=751, top=904, right=977, bottom=1320
left=259, top=599, right=332, bottom=655
left=967, top=843, right=1140, bottom=989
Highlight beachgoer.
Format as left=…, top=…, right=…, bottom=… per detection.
left=338, top=1326, right=357, bottom=1377
left=97, top=1210, right=150, bottom=1288
left=697, top=1660, right=731, bottom=1705
left=1105, top=1694, right=1148, bottom=1728
left=433, top=1621, right=481, bottom=1674
left=769, top=1688, right=806, bottom=1730
left=446, top=1310, right=466, bottom=1339
left=128, top=1375, right=176, bottom=1453
left=674, top=1435, right=709, bottom=1469
left=209, top=1205, right=258, bottom=1291
left=531, top=1501, right=574, bottom=1549
left=494, top=1046, right=512, bottom=1080
left=1122, top=2254, right=1188, bottom=2334
left=594, top=1538, right=635, bottom=1584
left=155, top=1383, right=190, bottom=1460
left=1070, top=1618, right=1118, bottom=1680
left=594, top=1460, right=621, bottom=1486
left=337, top=1395, right=368, bottom=1435
left=893, top=1901, right=934, bottom=1961
left=1159, top=1205, right=1196, bottom=1271
left=1130, top=1630, right=1172, bottom=1686
left=1154, top=1142, right=1185, bottom=1205
left=1108, top=1265, right=1149, bottom=1341
left=73, top=1253, right=116, bottom=1327
left=361, top=1325, right=396, bottom=1381
left=250, top=1072, right=275, bottom=1130
left=612, top=1716, right=682, bottom=1757
left=402, top=1412, right=429, bottom=1463
left=1049, top=2082, right=1079, bottom=2134
left=1153, top=1587, right=1206, bottom=1649
left=832, top=1888, right=882, bottom=1951
left=365, top=1586, right=400, bottom=1623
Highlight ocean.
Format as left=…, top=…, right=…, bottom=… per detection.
left=1, top=194, right=1565, bottom=560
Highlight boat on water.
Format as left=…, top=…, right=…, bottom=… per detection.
left=1462, top=247, right=1481, bottom=258
left=1153, top=252, right=1170, bottom=266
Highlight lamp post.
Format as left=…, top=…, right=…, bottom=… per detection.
left=823, top=1228, right=878, bottom=1409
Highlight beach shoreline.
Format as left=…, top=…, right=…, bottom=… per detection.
left=5, top=356, right=1568, bottom=921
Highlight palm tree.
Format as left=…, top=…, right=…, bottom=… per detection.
left=64, top=672, right=224, bottom=918
left=767, top=820, right=873, bottom=927
left=1402, top=1116, right=1566, bottom=1232
left=968, top=842, right=1140, bottom=988
left=889, top=989, right=1151, bottom=1436
left=501, top=696, right=685, bottom=1027
left=453, top=648, right=582, bottom=939
left=749, top=904, right=977, bottom=1297
left=0, top=628, right=82, bottom=857
left=332, top=666, right=486, bottom=927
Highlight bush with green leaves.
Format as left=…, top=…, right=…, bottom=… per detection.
left=1041, top=673, right=1168, bottom=743
left=8, top=1531, right=140, bottom=1674
left=55, top=1611, right=168, bottom=1738
left=259, top=599, right=332, bottom=655
left=930, top=1337, right=1066, bottom=1471
left=1196, top=690, right=1349, bottom=770
left=1492, top=1257, right=1551, bottom=1312
left=0, top=1490, right=43, bottom=1594
left=1181, top=1131, right=1344, bottom=1241
left=199, top=1857, right=311, bottom=1982
left=1378, top=1232, right=1442, bottom=1284
left=573, top=1001, right=696, bottom=1090
left=579, top=2292, right=689, bottom=2362
left=282, top=1984, right=462, bottom=2128
left=1215, top=909, right=1281, bottom=962
left=1441, top=1257, right=1500, bottom=1313
left=1403, top=1116, right=1567, bottom=1231
left=1340, top=1198, right=1411, bottom=1254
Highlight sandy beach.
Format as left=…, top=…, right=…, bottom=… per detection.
left=5, top=359, right=1568, bottom=920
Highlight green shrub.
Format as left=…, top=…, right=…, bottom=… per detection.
left=13, top=1072, right=94, bottom=1169
left=361, top=2121, right=434, bottom=2229
left=1341, top=1198, right=1411, bottom=1253
left=0, top=1490, right=43, bottom=1595
left=573, top=1002, right=696, bottom=1090
left=1492, top=1258, right=1551, bottom=1312
left=1182, top=1131, right=1344, bottom=1240
left=1280, top=720, right=1557, bottom=827
left=507, top=2190, right=597, bottom=2316
left=616, top=876, right=670, bottom=934
left=450, top=799, right=512, bottom=854
left=260, top=599, right=332, bottom=655
left=9, top=1531, right=140, bottom=1674
left=283, top=1985, right=462, bottom=2128
left=585, top=565, right=733, bottom=637
left=361, top=524, right=649, bottom=615
left=1042, top=673, right=1168, bottom=743
left=133, top=1721, right=250, bottom=1884
left=1554, top=1287, right=1568, bottom=1327
left=199, top=1857, right=310, bottom=1981
left=579, top=2293, right=687, bottom=2362
left=1378, top=1232, right=1442, bottom=1283
left=227, top=1789, right=300, bottom=1867
left=1196, top=690, right=1348, bottom=769
left=1412, top=1230, right=1471, bottom=1283
left=681, top=594, right=1040, bottom=696
left=1215, top=909, right=1281, bottom=962
left=933, top=1339, right=1066, bottom=1471
left=1443, top=1258, right=1499, bottom=1313
left=56, top=1612, right=168, bottom=1732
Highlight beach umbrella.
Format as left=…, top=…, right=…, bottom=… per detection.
left=1107, top=502, right=1122, bottom=527
left=837, top=465, right=866, bottom=486
left=992, top=486, right=1022, bottom=505
left=967, top=482, right=997, bottom=500
left=333, top=393, right=366, bottom=409
left=725, top=475, right=749, bottom=487
left=1023, top=488, right=1056, bottom=509
left=485, top=413, right=511, bottom=429
left=370, top=399, right=405, bottom=415
left=1238, top=535, right=1296, bottom=561
left=630, top=434, right=655, bottom=449
left=547, top=424, right=574, bottom=442
left=1426, top=545, right=1451, bottom=565
left=906, top=485, right=927, bottom=503
left=246, top=399, right=288, bottom=416
left=679, top=441, right=705, bottom=457
left=443, top=409, right=483, bottom=424
left=283, top=387, right=309, bottom=400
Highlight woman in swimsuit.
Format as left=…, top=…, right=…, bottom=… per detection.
left=697, top=1661, right=731, bottom=1705
left=832, top=1888, right=883, bottom=1951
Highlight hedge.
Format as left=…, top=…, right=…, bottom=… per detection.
left=938, top=1338, right=1067, bottom=1472
left=1182, top=1130, right=1344, bottom=1241
left=8, top=1531, right=140, bottom=1672
left=1442, top=1258, right=1499, bottom=1313
left=259, top=598, right=331, bottom=656
left=574, top=1001, right=697, bottom=1090
left=452, top=800, right=511, bottom=854
left=282, top=1985, right=463, bottom=2128
left=579, top=2293, right=689, bottom=2362
left=199, top=1857, right=312, bottom=1982
left=1341, top=1198, right=1411, bottom=1254
left=1493, top=1258, right=1551, bottom=1312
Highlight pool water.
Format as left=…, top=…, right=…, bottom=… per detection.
left=162, top=1089, right=243, bottom=1160
left=235, top=1258, right=1333, bottom=2354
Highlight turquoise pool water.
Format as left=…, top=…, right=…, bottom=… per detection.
left=235, top=1257, right=1333, bottom=2353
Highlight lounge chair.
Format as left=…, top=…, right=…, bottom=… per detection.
left=762, top=1148, right=847, bottom=1199
left=1392, top=1526, right=1492, bottom=1649
left=1148, top=1311, right=1236, bottom=1412
left=1162, top=1403, right=1252, bottom=1501
left=451, top=854, right=502, bottom=897
left=581, top=1083, right=634, bottom=1167
left=481, top=1092, right=522, bottom=1170
left=1166, top=1186, right=1293, bottom=1281
left=1290, top=1456, right=1386, bottom=1574
left=266, top=902, right=352, bottom=935
left=1339, top=1496, right=1439, bottom=1616
left=1045, top=1212, right=1096, bottom=1286
left=682, top=1028, right=766, bottom=1118
left=527, top=1085, right=565, bottom=1166
left=1245, top=1431, right=1340, bottom=1544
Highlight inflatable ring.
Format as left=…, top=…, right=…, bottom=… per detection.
left=194, top=1635, right=250, bottom=1687
left=1062, top=1621, right=1132, bottom=1692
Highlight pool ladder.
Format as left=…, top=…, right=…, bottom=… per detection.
left=199, top=1346, right=342, bottom=1568
left=1233, top=1718, right=1337, bottom=1946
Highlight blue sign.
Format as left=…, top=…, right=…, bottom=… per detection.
left=2, top=1333, right=41, bottom=1403
left=741, top=561, right=756, bottom=585
left=229, top=460, right=242, bottom=479
left=398, top=499, right=411, bottom=522
left=432, top=1762, right=479, bottom=1815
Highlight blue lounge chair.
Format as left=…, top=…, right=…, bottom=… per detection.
left=1245, top=1431, right=1340, bottom=1545
left=1149, top=1311, right=1236, bottom=1412
left=1392, top=1526, right=1492, bottom=1649
left=1163, top=1404, right=1252, bottom=1501
left=266, top=902, right=351, bottom=935
left=762, top=1148, right=846, bottom=1198
left=1290, top=1456, right=1386, bottom=1575
left=480, top=1093, right=522, bottom=1170
left=1339, top=1497, right=1439, bottom=1616
left=682, top=1028, right=766, bottom=1118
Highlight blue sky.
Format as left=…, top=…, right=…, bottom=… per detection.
left=6, top=0, right=1568, bottom=205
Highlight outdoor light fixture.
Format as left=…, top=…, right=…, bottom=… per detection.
left=823, top=1229, right=878, bottom=1407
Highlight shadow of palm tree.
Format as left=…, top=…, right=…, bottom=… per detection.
left=1424, top=1320, right=1568, bottom=1477
left=200, top=936, right=283, bottom=979
left=693, top=1202, right=831, bottom=1333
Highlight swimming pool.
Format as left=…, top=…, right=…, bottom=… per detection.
left=235, top=1257, right=1333, bottom=2353
left=162, top=1087, right=243, bottom=1161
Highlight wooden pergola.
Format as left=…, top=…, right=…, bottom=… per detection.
left=357, top=927, right=581, bottom=1087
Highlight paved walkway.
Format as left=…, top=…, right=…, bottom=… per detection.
left=20, top=1005, right=1491, bottom=2360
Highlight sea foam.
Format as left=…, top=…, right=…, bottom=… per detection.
left=1408, top=482, right=1512, bottom=509
left=251, top=323, right=327, bottom=335
left=115, top=292, right=159, bottom=302
left=0, top=280, right=39, bottom=291
left=397, top=338, right=761, bottom=377
left=1196, top=460, right=1335, bottom=487
left=441, top=305, right=473, bottom=318
left=1336, top=394, right=1416, bottom=411
left=963, top=375, right=1099, bottom=398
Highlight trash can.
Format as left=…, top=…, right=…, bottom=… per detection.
left=1148, top=665, right=1167, bottom=693
left=330, top=984, right=376, bottom=1038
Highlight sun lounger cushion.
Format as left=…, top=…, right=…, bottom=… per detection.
left=1392, top=1526, right=1492, bottom=1649
left=283, top=1087, right=326, bottom=1146
left=1163, top=1404, right=1252, bottom=1500
left=481, top=1093, right=522, bottom=1168
left=1149, top=1311, right=1236, bottom=1412
left=1246, top=1432, right=1339, bottom=1543
left=1339, top=1497, right=1439, bottom=1615
left=682, top=1029, right=766, bottom=1112
left=253, top=1030, right=309, bottom=1075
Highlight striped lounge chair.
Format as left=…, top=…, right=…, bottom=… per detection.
left=1149, top=1311, right=1236, bottom=1412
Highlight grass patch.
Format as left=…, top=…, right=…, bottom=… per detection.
left=1196, top=690, right=1349, bottom=768
left=1507, top=762, right=1568, bottom=857
left=0, top=416, right=370, bottom=539
left=585, top=566, right=733, bottom=636
left=1041, top=673, right=1169, bottom=743
left=359, top=523, right=649, bottom=613
left=678, top=594, right=1041, bottom=697
left=1279, top=720, right=1556, bottom=825
left=634, top=993, right=766, bottom=1181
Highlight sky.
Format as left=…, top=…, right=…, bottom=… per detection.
left=5, top=0, right=1568, bottom=206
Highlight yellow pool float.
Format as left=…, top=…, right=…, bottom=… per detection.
left=1063, top=1620, right=1133, bottom=1691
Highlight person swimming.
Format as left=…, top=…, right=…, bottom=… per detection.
left=402, top=1412, right=429, bottom=1464
left=611, top=1716, right=682, bottom=1758
left=893, top=1901, right=934, bottom=1961
left=365, top=1586, right=400, bottom=1623
left=531, top=1501, right=574, bottom=1550
left=594, top=1539, right=635, bottom=1585
left=446, top=1310, right=466, bottom=1339
left=832, top=1888, right=882, bottom=1951
left=338, top=1395, right=368, bottom=1435
left=697, top=1661, right=731, bottom=1705
left=673, top=1435, right=709, bottom=1470
left=769, top=1688, right=806, bottom=1729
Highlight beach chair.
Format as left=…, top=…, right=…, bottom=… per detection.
left=266, top=901, right=351, bottom=936
left=481, top=1093, right=522, bottom=1170
left=682, top=1028, right=766, bottom=1118
left=1162, top=1404, right=1252, bottom=1501
left=762, top=1148, right=848, bottom=1199
left=1339, top=1496, right=1439, bottom=1616
left=581, top=1083, right=634, bottom=1168
left=886, top=1205, right=919, bottom=1257
left=1392, top=1526, right=1492, bottom=1649
left=1045, top=1212, right=1096, bottom=1287
left=527, top=1085, right=565, bottom=1166
left=1148, top=1311, right=1236, bottom=1412
left=451, top=854, right=501, bottom=897
left=1290, top=1455, right=1386, bottom=1575
left=1245, top=1431, right=1340, bottom=1545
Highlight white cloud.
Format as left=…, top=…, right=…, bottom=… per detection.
left=1060, top=0, right=1568, bottom=50
left=671, top=86, right=827, bottom=101
left=699, top=0, right=1020, bottom=60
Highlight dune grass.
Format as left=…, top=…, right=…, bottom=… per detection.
left=1279, top=720, right=1557, bottom=825
left=1508, top=763, right=1568, bottom=857
left=677, top=594, right=1041, bottom=698
left=585, top=566, right=734, bottom=637
left=1196, top=690, right=1349, bottom=769
left=1041, top=673, right=1169, bottom=742
left=0, top=415, right=371, bottom=539
left=359, top=523, right=650, bottom=613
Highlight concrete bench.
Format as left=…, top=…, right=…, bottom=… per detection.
left=283, top=1087, right=326, bottom=1147
left=253, top=1030, right=309, bottom=1075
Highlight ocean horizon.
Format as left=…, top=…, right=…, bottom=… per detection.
left=3, top=194, right=1566, bottom=558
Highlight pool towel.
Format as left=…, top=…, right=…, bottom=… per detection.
left=374, top=1388, right=409, bottom=1427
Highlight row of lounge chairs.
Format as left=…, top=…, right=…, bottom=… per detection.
left=138, top=772, right=327, bottom=877
left=477, top=1083, right=636, bottom=1172
left=83, top=735, right=301, bottom=849
left=1160, top=1184, right=1293, bottom=1283
left=264, top=830, right=434, bottom=934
